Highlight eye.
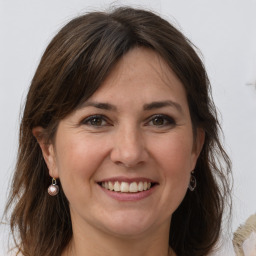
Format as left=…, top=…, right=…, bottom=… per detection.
left=81, top=115, right=109, bottom=127
left=147, top=114, right=176, bottom=127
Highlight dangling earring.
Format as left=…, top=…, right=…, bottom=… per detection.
left=188, top=172, right=197, bottom=191
left=48, top=178, right=59, bottom=196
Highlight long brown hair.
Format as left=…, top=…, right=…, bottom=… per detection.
left=5, top=7, right=232, bottom=256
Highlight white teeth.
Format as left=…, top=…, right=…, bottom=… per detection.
left=101, top=181, right=153, bottom=193
left=114, top=181, right=120, bottom=192
left=143, top=182, right=147, bottom=190
left=129, top=182, right=138, bottom=192
left=108, top=182, right=114, bottom=191
left=120, top=182, right=129, bottom=192
left=138, top=181, right=144, bottom=191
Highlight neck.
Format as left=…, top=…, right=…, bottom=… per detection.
left=63, top=217, right=173, bottom=256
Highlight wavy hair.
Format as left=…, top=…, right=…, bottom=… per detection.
left=5, top=7, right=232, bottom=256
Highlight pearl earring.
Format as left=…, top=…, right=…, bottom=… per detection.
left=48, top=178, right=59, bottom=196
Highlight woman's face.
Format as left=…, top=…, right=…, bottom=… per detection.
left=41, top=47, right=203, bottom=239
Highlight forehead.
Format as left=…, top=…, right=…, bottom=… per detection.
left=106, top=47, right=181, bottom=86
left=87, top=47, right=188, bottom=109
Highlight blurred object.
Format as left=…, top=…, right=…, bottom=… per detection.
left=233, top=214, right=256, bottom=256
left=246, top=82, right=256, bottom=89
left=242, top=232, right=256, bottom=256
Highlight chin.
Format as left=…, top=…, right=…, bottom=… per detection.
left=103, top=223, right=151, bottom=238
left=98, top=210, right=164, bottom=238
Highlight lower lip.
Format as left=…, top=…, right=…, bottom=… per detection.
left=99, top=185, right=156, bottom=201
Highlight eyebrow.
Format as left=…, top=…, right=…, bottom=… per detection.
left=143, top=100, right=183, bottom=113
left=80, top=102, right=117, bottom=111
left=79, top=100, right=183, bottom=113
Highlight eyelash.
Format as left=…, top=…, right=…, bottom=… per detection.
left=146, top=114, right=176, bottom=127
left=81, top=114, right=176, bottom=128
left=81, top=115, right=110, bottom=127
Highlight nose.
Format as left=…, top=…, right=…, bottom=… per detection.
left=110, top=125, right=148, bottom=168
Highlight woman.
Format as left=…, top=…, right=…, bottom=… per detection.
left=5, top=7, right=232, bottom=256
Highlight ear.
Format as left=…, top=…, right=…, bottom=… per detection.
left=32, top=127, right=59, bottom=178
left=191, top=128, right=205, bottom=170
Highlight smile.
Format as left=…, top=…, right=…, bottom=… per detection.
left=100, top=181, right=152, bottom=193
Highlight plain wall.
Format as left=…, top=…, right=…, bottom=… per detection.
left=1, top=0, right=256, bottom=255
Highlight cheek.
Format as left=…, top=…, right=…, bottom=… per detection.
left=153, top=134, right=195, bottom=175
left=151, top=134, right=194, bottom=208
left=55, top=135, right=107, bottom=194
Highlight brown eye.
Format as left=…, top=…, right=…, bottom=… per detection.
left=152, top=116, right=165, bottom=126
left=90, top=117, right=103, bottom=126
left=82, top=115, right=108, bottom=127
left=147, top=114, right=176, bottom=127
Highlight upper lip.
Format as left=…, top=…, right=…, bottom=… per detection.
left=96, top=176, right=158, bottom=184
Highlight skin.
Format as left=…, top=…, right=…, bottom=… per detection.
left=34, top=47, right=204, bottom=256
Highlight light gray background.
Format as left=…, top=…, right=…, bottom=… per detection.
left=1, top=0, right=256, bottom=255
